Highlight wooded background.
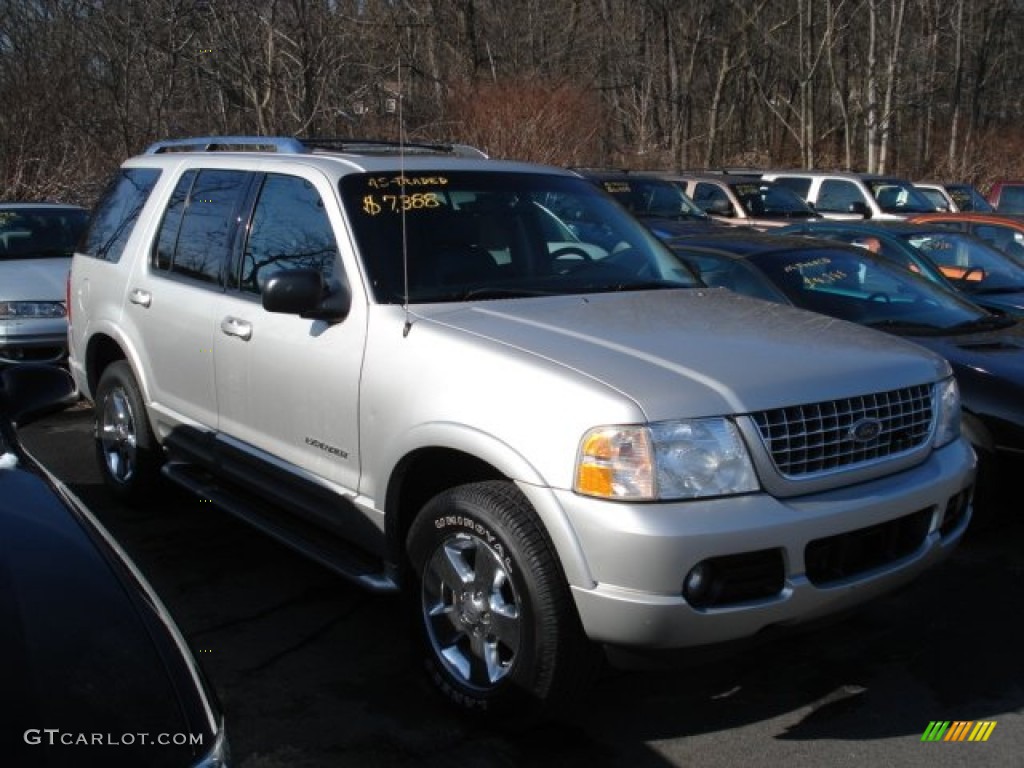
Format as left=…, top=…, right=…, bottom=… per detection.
left=3, top=0, right=1023, bottom=205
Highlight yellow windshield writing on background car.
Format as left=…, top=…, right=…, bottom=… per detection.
left=361, top=192, right=442, bottom=215
left=366, top=176, right=449, bottom=189
left=603, top=182, right=631, bottom=193
left=783, top=257, right=848, bottom=287
left=783, top=257, right=831, bottom=272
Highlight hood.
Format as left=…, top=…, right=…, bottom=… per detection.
left=416, top=289, right=949, bottom=420
left=911, top=324, right=1024, bottom=440
left=643, top=216, right=723, bottom=240
left=0, top=257, right=69, bottom=302
left=963, top=290, right=1024, bottom=318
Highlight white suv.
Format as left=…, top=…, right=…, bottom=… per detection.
left=761, top=170, right=937, bottom=220
left=68, top=137, right=975, bottom=713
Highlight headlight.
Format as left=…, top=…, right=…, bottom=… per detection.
left=933, top=376, right=961, bottom=448
left=575, top=418, right=759, bottom=500
left=0, top=301, right=66, bottom=319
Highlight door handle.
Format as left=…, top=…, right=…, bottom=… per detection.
left=129, top=288, right=152, bottom=307
left=220, top=316, right=253, bottom=341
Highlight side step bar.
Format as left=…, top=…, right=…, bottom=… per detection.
left=162, top=462, right=399, bottom=594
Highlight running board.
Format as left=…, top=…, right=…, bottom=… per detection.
left=161, top=462, right=398, bottom=593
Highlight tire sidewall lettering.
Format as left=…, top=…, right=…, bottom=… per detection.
left=432, top=514, right=513, bottom=575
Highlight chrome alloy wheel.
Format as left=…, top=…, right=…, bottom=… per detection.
left=421, top=531, right=523, bottom=689
left=98, top=386, right=138, bottom=484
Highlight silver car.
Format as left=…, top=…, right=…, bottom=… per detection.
left=0, top=202, right=89, bottom=365
left=68, top=137, right=976, bottom=715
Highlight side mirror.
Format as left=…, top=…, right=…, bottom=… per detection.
left=703, top=199, right=734, bottom=217
left=0, top=364, right=77, bottom=428
left=848, top=201, right=871, bottom=218
left=262, top=269, right=351, bottom=323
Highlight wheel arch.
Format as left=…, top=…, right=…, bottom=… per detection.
left=382, top=429, right=593, bottom=591
left=83, top=327, right=150, bottom=405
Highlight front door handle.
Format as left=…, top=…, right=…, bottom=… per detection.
left=220, top=316, right=253, bottom=341
left=129, top=288, right=152, bottom=307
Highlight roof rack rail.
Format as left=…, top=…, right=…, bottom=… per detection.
left=300, top=138, right=487, bottom=158
left=143, top=135, right=488, bottom=159
left=144, top=136, right=308, bottom=154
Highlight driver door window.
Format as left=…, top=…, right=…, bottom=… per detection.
left=239, top=173, right=338, bottom=294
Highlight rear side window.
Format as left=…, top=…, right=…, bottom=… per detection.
left=153, top=169, right=249, bottom=285
left=238, top=174, right=338, bottom=295
left=80, top=167, right=161, bottom=263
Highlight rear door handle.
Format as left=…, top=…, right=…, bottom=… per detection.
left=129, top=288, right=152, bottom=307
left=220, top=316, right=253, bottom=341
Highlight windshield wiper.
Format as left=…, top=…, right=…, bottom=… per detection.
left=864, top=319, right=946, bottom=335
left=944, top=315, right=1017, bottom=333
left=969, top=285, right=1024, bottom=296
left=458, top=287, right=557, bottom=301
left=599, top=281, right=690, bottom=293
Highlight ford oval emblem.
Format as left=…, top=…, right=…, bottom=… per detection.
left=850, top=418, right=883, bottom=443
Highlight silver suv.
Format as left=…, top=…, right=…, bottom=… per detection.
left=69, top=136, right=975, bottom=713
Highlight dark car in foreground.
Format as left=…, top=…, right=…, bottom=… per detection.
left=1, top=365, right=229, bottom=767
left=777, top=220, right=1024, bottom=318
left=671, top=233, right=1021, bottom=522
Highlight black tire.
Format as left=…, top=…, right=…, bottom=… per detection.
left=406, top=481, right=597, bottom=715
left=93, top=360, right=163, bottom=503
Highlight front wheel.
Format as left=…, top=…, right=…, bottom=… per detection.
left=93, top=360, right=163, bottom=503
left=406, top=481, right=597, bottom=714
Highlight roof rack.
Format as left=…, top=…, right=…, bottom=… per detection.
left=144, top=137, right=308, bottom=154
left=143, top=136, right=488, bottom=158
left=301, top=138, right=488, bottom=158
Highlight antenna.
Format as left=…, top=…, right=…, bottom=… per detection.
left=398, top=59, right=412, bottom=338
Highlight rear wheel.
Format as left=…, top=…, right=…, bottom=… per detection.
left=406, top=481, right=597, bottom=714
left=94, top=361, right=162, bottom=502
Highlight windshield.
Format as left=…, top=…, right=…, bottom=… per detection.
left=865, top=180, right=936, bottom=214
left=746, top=245, right=997, bottom=334
left=341, top=171, right=699, bottom=303
left=673, top=247, right=789, bottom=303
left=598, top=177, right=708, bottom=221
left=901, top=231, right=1024, bottom=295
left=0, top=207, right=88, bottom=260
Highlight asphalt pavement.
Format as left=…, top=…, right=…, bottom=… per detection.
left=20, top=405, right=1024, bottom=768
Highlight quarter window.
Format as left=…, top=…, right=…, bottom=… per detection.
left=239, top=174, right=338, bottom=294
left=81, top=168, right=161, bottom=263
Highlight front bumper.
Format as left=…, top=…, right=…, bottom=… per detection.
left=542, top=437, right=975, bottom=650
left=0, top=318, right=68, bottom=364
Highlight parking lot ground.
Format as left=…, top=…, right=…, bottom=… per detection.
left=20, top=405, right=1024, bottom=768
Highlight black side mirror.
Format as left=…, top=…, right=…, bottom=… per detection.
left=262, top=269, right=351, bottom=323
left=848, top=201, right=871, bottom=218
left=705, top=199, right=734, bottom=217
left=0, top=364, right=77, bottom=428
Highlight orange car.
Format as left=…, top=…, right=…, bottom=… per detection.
left=909, top=212, right=1024, bottom=264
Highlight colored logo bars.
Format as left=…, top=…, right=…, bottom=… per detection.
left=921, top=721, right=997, bottom=742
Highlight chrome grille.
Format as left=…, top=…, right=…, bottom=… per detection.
left=751, top=384, right=934, bottom=478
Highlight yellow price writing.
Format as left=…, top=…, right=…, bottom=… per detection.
left=361, top=193, right=442, bottom=215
